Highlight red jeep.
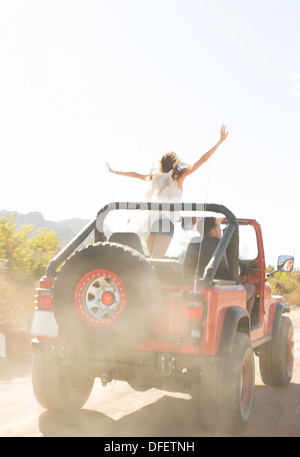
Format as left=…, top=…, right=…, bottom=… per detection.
left=31, top=202, right=294, bottom=433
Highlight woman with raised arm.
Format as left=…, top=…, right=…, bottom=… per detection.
left=106, top=125, right=229, bottom=258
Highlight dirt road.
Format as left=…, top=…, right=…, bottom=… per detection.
left=1, top=308, right=300, bottom=437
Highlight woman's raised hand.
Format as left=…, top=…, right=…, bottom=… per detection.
left=105, top=162, right=115, bottom=173
left=220, top=125, right=229, bottom=142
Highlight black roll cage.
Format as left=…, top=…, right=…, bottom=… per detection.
left=46, top=202, right=239, bottom=285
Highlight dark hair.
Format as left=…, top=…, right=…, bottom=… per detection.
left=160, top=152, right=178, bottom=173
left=155, top=152, right=190, bottom=180
left=203, top=217, right=218, bottom=236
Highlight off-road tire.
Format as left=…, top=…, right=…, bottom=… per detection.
left=32, top=353, right=94, bottom=411
left=199, top=332, right=255, bottom=434
left=52, top=242, right=162, bottom=353
left=259, top=315, right=294, bottom=386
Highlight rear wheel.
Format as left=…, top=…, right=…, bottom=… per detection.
left=259, top=315, right=294, bottom=386
left=32, top=353, right=94, bottom=411
left=199, top=332, right=254, bottom=434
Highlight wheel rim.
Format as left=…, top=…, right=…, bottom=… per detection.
left=74, top=269, right=127, bottom=327
left=240, top=358, right=250, bottom=414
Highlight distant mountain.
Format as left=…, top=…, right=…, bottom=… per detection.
left=0, top=209, right=90, bottom=247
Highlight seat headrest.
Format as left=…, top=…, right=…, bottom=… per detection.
left=109, top=232, right=144, bottom=255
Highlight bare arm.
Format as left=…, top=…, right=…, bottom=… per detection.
left=105, top=162, right=149, bottom=181
left=177, top=125, right=229, bottom=187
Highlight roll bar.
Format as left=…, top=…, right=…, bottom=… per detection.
left=46, top=202, right=239, bottom=284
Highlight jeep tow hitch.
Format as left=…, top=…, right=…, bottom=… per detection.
left=160, top=356, right=175, bottom=376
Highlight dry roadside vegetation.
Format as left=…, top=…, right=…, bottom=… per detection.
left=0, top=266, right=37, bottom=331
left=0, top=214, right=59, bottom=333
left=268, top=270, right=300, bottom=308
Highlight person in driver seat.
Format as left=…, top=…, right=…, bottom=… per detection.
left=183, top=217, right=230, bottom=280
left=183, top=217, right=256, bottom=314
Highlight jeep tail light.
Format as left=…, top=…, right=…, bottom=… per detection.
left=39, top=276, right=55, bottom=290
left=185, top=301, right=205, bottom=344
left=35, top=276, right=55, bottom=310
left=185, top=301, right=204, bottom=321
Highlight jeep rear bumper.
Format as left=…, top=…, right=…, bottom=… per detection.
left=31, top=337, right=219, bottom=389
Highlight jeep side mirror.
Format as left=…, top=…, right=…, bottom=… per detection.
left=277, top=255, right=294, bottom=272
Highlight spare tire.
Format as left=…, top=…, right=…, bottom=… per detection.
left=52, top=242, right=162, bottom=352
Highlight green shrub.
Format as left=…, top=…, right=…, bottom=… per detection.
left=268, top=271, right=300, bottom=306
left=0, top=215, right=60, bottom=281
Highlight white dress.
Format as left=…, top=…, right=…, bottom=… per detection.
left=128, top=170, right=183, bottom=241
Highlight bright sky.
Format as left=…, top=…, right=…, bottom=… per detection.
left=0, top=0, right=299, bottom=268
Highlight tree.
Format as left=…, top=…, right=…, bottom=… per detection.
left=28, top=228, right=60, bottom=277
left=0, top=215, right=60, bottom=280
